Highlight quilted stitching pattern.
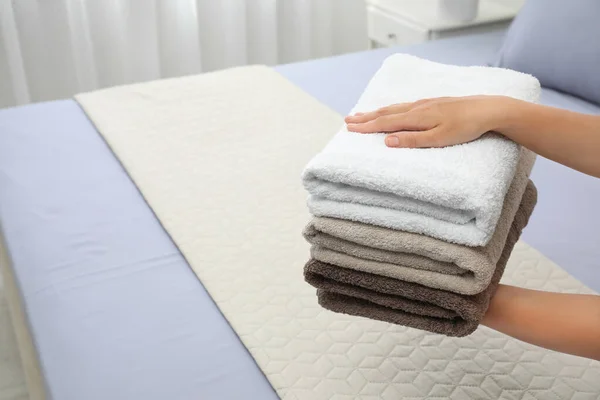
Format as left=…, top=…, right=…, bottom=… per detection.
left=211, top=242, right=600, bottom=400
left=76, top=67, right=600, bottom=400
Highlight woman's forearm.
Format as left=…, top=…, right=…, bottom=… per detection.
left=482, top=102, right=600, bottom=358
left=492, top=98, right=600, bottom=178
left=482, top=284, right=600, bottom=360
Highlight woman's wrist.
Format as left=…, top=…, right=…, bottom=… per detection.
left=481, top=284, right=512, bottom=329
left=485, top=95, right=522, bottom=134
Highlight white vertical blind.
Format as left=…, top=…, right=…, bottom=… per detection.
left=0, top=0, right=30, bottom=105
left=64, top=0, right=100, bottom=92
left=0, top=0, right=367, bottom=108
left=246, top=0, right=279, bottom=65
left=278, top=0, right=312, bottom=64
left=156, top=0, right=202, bottom=78
left=311, top=0, right=334, bottom=59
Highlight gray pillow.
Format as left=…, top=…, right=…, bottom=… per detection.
left=496, top=0, right=600, bottom=105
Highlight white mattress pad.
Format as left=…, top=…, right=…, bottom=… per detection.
left=76, top=66, right=600, bottom=399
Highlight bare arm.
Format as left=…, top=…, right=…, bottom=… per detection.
left=483, top=285, right=600, bottom=361
left=492, top=98, right=600, bottom=177
left=345, top=96, right=600, bottom=178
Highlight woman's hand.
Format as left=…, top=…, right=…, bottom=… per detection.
left=346, top=94, right=600, bottom=177
left=345, top=95, right=511, bottom=148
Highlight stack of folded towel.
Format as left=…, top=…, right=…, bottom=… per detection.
left=302, top=54, right=541, bottom=337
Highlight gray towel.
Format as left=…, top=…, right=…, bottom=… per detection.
left=305, top=150, right=535, bottom=295
left=306, top=182, right=537, bottom=337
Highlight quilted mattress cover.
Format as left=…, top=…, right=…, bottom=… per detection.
left=76, top=65, right=600, bottom=399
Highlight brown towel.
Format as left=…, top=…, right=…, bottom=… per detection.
left=305, top=182, right=537, bottom=337
left=305, top=151, right=536, bottom=295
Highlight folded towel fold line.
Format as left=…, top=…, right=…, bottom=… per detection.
left=304, top=175, right=475, bottom=224
left=304, top=226, right=465, bottom=275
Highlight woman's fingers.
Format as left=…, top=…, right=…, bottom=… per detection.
left=384, top=127, right=444, bottom=148
left=347, top=111, right=432, bottom=133
left=346, top=115, right=399, bottom=133
left=344, top=105, right=400, bottom=123
left=344, top=102, right=414, bottom=124
left=347, top=115, right=398, bottom=133
left=344, top=111, right=380, bottom=124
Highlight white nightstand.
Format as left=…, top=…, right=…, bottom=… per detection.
left=367, top=0, right=524, bottom=48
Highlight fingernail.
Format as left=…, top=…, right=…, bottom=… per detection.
left=386, top=136, right=399, bottom=147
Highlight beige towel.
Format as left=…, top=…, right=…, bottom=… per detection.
left=306, top=181, right=537, bottom=337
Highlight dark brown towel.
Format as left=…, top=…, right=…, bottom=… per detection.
left=305, top=182, right=537, bottom=337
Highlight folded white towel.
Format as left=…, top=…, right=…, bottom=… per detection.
left=302, top=54, right=540, bottom=246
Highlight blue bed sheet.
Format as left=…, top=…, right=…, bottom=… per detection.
left=0, top=31, right=598, bottom=400
left=0, top=99, right=279, bottom=400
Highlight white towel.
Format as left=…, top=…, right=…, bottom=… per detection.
left=302, top=54, right=540, bottom=246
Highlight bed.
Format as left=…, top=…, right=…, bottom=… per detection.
left=0, top=31, right=599, bottom=400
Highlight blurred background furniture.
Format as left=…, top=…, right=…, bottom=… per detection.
left=366, top=0, right=524, bottom=48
